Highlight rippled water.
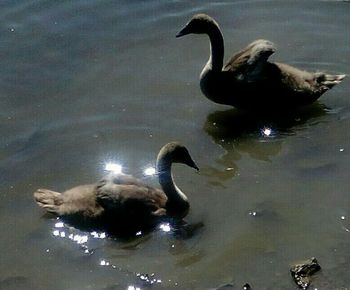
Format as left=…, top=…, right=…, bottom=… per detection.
left=1, top=1, right=350, bottom=289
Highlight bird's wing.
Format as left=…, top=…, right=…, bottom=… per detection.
left=96, top=178, right=167, bottom=216
left=224, top=39, right=276, bottom=73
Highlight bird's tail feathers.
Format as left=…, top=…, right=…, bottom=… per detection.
left=33, top=189, right=63, bottom=214
left=317, top=73, right=346, bottom=90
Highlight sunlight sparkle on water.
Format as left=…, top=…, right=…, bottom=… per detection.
left=91, top=231, right=106, bottom=239
left=262, top=127, right=272, bottom=137
left=51, top=224, right=94, bottom=254
left=144, top=166, right=156, bottom=176
left=55, top=221, right=64, bottom=228
left=105, top=162, right=123, bottom=174
left=100, top=259, right=110, bottom=266
left=159, top=223, right=171, bottom=232
left=249, top=211, right=257, bottom=217
left=136, top=272, right=162, bottom=285
left=69, top=234, right=88, bottom=244
left=127, top=286, right=141, bottom=290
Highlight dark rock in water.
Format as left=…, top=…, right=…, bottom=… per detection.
left=290, top=257, right=321, bottom=289
left=242, top=283, right=252, bottom=290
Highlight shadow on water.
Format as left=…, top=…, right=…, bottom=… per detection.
left=42, top=211, right=204, bottom=242
left=202, top=103, right=329, bottom=184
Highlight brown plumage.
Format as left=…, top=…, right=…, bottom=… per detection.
left=33, top=142, right=198, bottom=234
left=176, top=14, right=345, bottom=111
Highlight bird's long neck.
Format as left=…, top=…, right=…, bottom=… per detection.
left=206, top=25, right=224, bottom=72
left=156, top=159, right=189, bottom=214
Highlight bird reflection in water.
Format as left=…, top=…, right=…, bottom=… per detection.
left=202, top=103, right=328, bottom=185
left=49, top=221, right=168, bottom=289
left=49, top=218, right=153, bottom=286
left=49, top=210, right=201, bottom=289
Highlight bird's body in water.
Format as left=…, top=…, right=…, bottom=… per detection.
left=176, top=14, right=345, bottom=112
left=33, top=142, right=198, bottom=236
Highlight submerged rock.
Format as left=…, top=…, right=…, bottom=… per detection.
left=290, top=257, right=321, bottom=289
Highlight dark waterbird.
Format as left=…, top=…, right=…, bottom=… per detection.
left=176, top=14, right=345, bottom=111
left=34, top=142, right=198, bottom=235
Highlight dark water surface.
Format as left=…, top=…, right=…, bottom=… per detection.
left=1, top=1, right=350, bottom=289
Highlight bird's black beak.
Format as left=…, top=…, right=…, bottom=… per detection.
left=176, top=25, right=190, bottom=38
left=187, top=158, right=199, bottom=172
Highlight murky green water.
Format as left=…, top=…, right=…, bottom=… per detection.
left=1, top=1, right=350, bottom=289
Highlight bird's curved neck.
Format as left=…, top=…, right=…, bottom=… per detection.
left=206, top=25, right=224, bottom=72
left=156, top=159, right=189, bottom=211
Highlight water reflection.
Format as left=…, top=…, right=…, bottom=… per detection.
left=126, top=272, right=163, bottom=290
left=105, top=163, right=123, bottom=174
left=50, top=215, right=203, bottom=253
left=340, top=214, right=350, bottom=233
left=47, top=218, right=198, bottom=289
left=136, top=273, right=162, bottom=285
left=100, top=259, right=110, bottom=266
left=261, top=127, right=273, bottom=137
left=127, top=286, right=141, bottom=290
left=50, top=218, right=107, bottom=254
left=203, top=104, right=328, bottom=183
left=143, top=166, right=156, bottom=176
left=159, top=222, right=171, bottom=232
